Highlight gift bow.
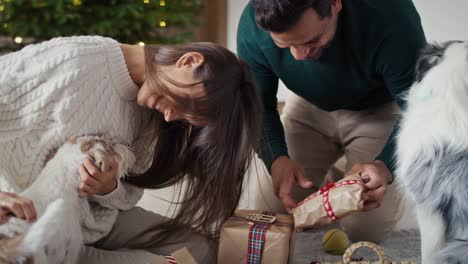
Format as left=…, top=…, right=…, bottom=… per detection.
left=225, top=212, right=293, bottom=264
left=296, top=179, right=361, bottom=222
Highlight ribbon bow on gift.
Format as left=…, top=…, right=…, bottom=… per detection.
left=292, top=174, right=364, bottom=230
left=296, top=179, right=362, bottom=222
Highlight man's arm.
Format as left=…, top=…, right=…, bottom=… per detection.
left=90, top=180, right=143, bottom=210
left=374, top=19, right=427, bottom=181
left=346, top=10, right=426, bottom=211
left=236, top=4, right=287, bottom=171
left=236, top=4, right=313, bottom=211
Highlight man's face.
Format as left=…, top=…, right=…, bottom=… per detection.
left=270, top=1, right=341, bottom=60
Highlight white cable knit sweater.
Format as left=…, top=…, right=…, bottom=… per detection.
left=0, top=36, right=155, bottom=242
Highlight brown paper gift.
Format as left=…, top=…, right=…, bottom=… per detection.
left=292, top=174, right=364, bottom=230
left=218, top=209, right=294, bottom=264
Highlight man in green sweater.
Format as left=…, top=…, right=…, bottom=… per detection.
left=237, top=0, right=426, bottom=242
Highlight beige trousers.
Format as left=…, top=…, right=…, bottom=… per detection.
left=79, top=207, right=217, bottom=264
left=281, top=93, right=404, bottom=243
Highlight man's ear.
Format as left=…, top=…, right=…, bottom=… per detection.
left=176, top=52, right=205, bottom=69
left=332, top=0, right=342, bottom=15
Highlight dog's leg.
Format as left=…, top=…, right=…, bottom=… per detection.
left=417, top=205, right=446, bottom=264
left=20, top=199, right=82, bottom=264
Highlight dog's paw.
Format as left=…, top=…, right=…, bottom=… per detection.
left=93, top=154, right=113, bottom=173
left=73, top=135, right=135, bottom=176
left=77, top=136, right=115, bottom=173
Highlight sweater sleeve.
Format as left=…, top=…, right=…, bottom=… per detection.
left=237, top=4, right=288, bottom=171
left=0, top=48, right=40, bottom=143
left=374, top=20, right=426, bottom=180
left=0, top=174, right=19, bottom=193
left=0, top=36, right=144, bottom=205
left=90, top=180, right=143, bottom=210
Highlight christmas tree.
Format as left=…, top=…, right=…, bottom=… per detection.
left=0, top=0, right=201, bottom=51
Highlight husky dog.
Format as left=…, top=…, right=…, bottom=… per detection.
left=396, top=41, right=468, bottom=264
left=0, top=136, right=135, bottom=264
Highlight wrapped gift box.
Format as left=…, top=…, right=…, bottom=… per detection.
left=292, top=174, right=364, bottom=230
left=218, top=209, right=294, bottom=264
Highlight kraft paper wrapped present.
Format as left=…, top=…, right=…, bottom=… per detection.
left=218, top=209, right=294, bottom=264
left=292, top=174, right=364, bottom=230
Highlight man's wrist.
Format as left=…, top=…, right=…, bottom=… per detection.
left=271, top=155, right=289, bottom=168
left=272, top=155, right=289, bottom=163
left=374, top=160, right=393, bottom=184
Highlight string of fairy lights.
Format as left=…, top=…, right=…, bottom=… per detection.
left=141, top=0, right=168, bottom=46
left=0, top=0, right=169, bottom=45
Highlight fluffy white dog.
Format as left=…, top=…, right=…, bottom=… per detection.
left=396, top=41, right=468, bottom=264
left=0, top=136, right=135, bottom=264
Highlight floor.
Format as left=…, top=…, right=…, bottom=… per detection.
left=291, top=194, right=421, bottom=263
left=293, top=224, right=421, bottom=263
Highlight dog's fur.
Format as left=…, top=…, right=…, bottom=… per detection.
left=396, top=41, right=468, bottom=264
left=0, top=136, right=135, bottom=264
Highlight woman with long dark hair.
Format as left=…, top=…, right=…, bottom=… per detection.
left=0, top=36, right=262, bottom=263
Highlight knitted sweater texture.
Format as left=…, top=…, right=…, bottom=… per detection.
left=0, top=36, right=155, bottom=242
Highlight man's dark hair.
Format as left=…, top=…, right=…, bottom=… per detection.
left=252, top=0, right=333, bottom=33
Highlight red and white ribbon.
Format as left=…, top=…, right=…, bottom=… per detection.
left=165, top=255, right=177, bottom=264
left=295, top=180, right=361, bottom=221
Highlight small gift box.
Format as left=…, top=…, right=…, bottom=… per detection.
left=218, top=209, right=294, bottom=264
left=292, top=174, right=364, bottom=230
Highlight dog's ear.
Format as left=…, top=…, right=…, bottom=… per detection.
left=80, top=139, right=94, bottom=152
left=112, top=144, right=136, bottom=176
left=415, top=41, right=463, bottom=83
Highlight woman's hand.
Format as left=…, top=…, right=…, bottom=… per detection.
left=78, top=158, right=119, bottom=197
left=0, top=192, right=36, bottom=224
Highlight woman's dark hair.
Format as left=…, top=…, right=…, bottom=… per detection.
left=252, top=0, right=332, bottom=33
left=124, top=42, right=263, bottom=240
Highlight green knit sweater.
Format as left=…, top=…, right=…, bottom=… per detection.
left=237, top=0, right=426, bottom=178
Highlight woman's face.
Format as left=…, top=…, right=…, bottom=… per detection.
left=137, top=52, right=207, bottom=126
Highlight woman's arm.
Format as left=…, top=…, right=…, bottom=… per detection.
left=90, top=180, right=143, bottom=210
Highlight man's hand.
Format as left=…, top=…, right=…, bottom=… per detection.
left=271, top=156, right=313, bottom=212
left=0, top=192, right=36, bottom=224
left=347, top=160, right=392, bottom=211
left=79, top=158, right=118, bottom=197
